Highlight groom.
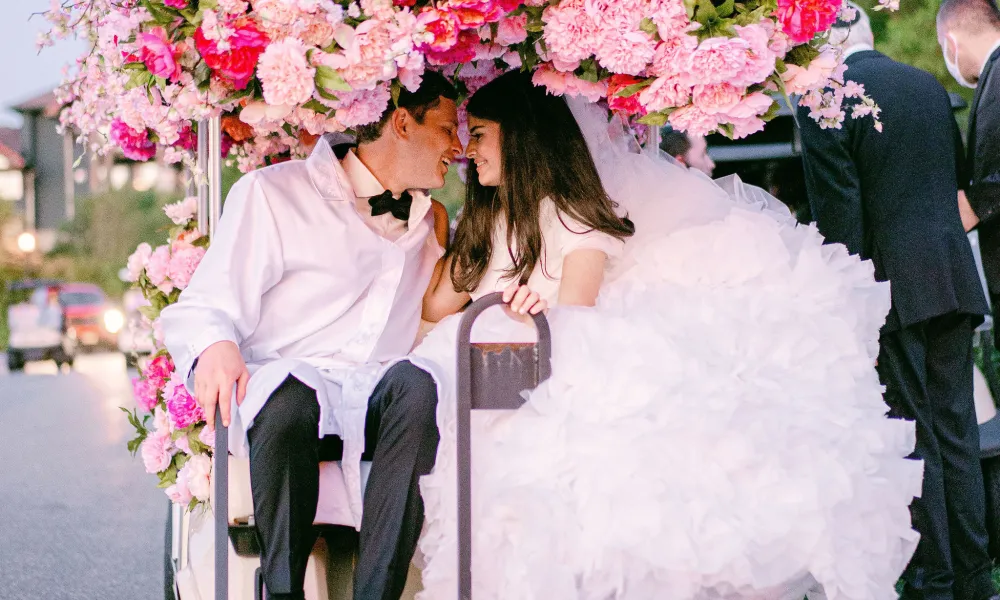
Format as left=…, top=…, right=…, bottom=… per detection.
left=160, top=72, right=462, bottom=600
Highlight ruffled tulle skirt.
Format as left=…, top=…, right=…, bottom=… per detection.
left=405, top=204, right=921, bottom=600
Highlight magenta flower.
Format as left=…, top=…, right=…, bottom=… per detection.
left=144, top=354, right=175, bottom=389
left=163, top=0, right=189, bottom=8
left=164, top=373, right=205, bottom=430
left=194, top=17, right=269, bottom=90
left=110, top=119, right=156, bottom=162
left=138, top=27, right=181, bottom=81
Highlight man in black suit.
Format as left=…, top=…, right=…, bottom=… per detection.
left=797, top=6, right=995, bottom=600
left=937, top=0, right=1000, bottom=331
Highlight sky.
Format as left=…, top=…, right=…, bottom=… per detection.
left=0, top=1, right=86, bottom=129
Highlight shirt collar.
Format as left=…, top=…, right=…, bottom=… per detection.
left=981, top=39, right=1000, bottom=79
left=303, top=137, right=433, bottom=230
left=842, top=43, right=874, bottom=61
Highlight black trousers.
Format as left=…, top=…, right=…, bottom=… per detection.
left=246, top=361, right=439, bottom=600
left=878, top=313, right=994, bottom=600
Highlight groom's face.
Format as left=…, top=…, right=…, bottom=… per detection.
left=401, top=98, right=462, bottom=190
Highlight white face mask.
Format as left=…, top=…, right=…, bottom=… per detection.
left=945, top=33, right=977, bottom=88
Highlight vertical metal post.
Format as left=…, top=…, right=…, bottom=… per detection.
left=196, top=121, right=209, bottom=237
left=205, top=114, right=229, bottom=600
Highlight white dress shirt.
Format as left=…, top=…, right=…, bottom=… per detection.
left=160, top=138, right=443, bottom=527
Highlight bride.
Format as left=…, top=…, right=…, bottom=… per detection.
left=402, top=70, right=922, bottom=600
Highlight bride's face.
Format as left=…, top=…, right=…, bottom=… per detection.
left=466, top=117, right=502, bottom=186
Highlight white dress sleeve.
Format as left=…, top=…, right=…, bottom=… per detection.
left=160, top=174, right=285, bottom=384
left=554, top=210, right=625, bottom=260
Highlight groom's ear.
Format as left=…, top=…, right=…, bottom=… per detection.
left=389, top=107, right=414, bottom=142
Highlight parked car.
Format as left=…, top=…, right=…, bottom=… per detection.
left=58, top=282, right=124, bottom=352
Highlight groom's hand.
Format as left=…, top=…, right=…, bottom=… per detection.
left=194, top=340, right=249, bottom=430
left=502, top=284, right=548, bottom=317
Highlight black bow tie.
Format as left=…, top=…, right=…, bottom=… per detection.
left=368, top=190, right=412, bottom=221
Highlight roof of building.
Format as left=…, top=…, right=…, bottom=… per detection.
left=12, top=90, right=61, bottom=118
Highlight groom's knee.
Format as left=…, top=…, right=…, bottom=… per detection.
left=250, top=376, right=319, bottom=447
left=381, top=361, right=438, bottom=428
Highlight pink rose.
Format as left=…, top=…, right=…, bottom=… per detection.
left=138, top=27, right=181, bottom=81
left=110, top=119, right=156, bottom=162
left=181, top=454, right=213, bottom=502
left=141, top=431, right=174, bottom=474
left=776, top=0, right=843, bottom=44
left=145, top=245, right=172, bottom=291
left=692, top=83, right=743, bottom=114
left=668, top=105, right=722, bottom=137
left=194, top=17, right=269, bottom=90
left=638, top=76, right=692, bottom=112
left=126, top=243, right=152, bottom=282
left=167, top=245, right=206, bottom=291
left=164, top=372, right=205, bottom=430
left=133, top=376, right=159, bottom=412
left=165, top=475, right=193, bottom=505
left=144, top=354, right=175, bottom=389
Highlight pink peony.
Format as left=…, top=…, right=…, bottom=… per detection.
left=166, top=245, right=206, bottom=291
left=417, top=7, right=461, bottom=52
left=729, top=116, right=767, bottom=138
left=595, top=28, right=658, bottom=76
left=144, top=354, right=175, bottom=389
left=110, top=119, right=157, bottom=162
left=668, top=105, right=723, bottom=137
left=141, top=431, right=174, bottom=474
left=648, top=34, right=698, bottom=78
left=782, top=49, right=839, bottom=95
left=606, top=74, right=647, bottom=116
left=165, top=474, right=193, bottom=505
left=725, top=91, right=775, bottom=120
left=164, top=372, right=205, bottom=430
left=688, top=37, right=750, bottom=86
left=333, top=85, right=392, bottom=128
left=133, top=376, right=160, bottom=412
left=638, top=75, right=692, bottom=112
left=126, top=243, right=153, bottom=282
left=494, top=14, right=528, bottom=45
left=198, top=425, right=216, bottom=449
left=692, top=83, right=744, bottom=114
left=138, top=27, right=181, bottom=81
left=164, top=0, right=189, bottom=8
left=542, top=0, right=599, bottom=65
left=257, top=37, right=316, bottom=106
left=175, top=435, right=192, bottom=455
left=195, top=17, right=269, bottom=89
left=776, top=0, right=843, bottom=44
left=145, top=245, right=172, bottom=291
left=532, top=63, right=609, bottom=102
left=732, top=24, right=777, bottom=88
left=181, top=454, right=213, bottom=502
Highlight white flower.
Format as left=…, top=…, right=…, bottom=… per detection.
left=163, top=196, right=198, bottom=226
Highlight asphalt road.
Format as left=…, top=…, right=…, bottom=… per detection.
left=0, top=353, right=167, bottom=600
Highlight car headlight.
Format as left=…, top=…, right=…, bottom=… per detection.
left=104, top=309, right=125, bottom=334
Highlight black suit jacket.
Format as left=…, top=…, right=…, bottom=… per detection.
left=964, top=46, right=1000, bottom=293
left=798, top=50, right=988, bottom=332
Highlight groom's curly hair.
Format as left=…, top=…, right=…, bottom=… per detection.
left=354, top=72, right=459, bottom=144
left=449, top=70, right=634, bottom=293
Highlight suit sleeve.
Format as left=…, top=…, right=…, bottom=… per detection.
left=968, top=73, right=1000, bottom=224
left=797, top=107, right=865, bottom=256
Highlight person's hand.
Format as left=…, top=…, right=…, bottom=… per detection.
left=502, top=283, right=548, bottom=319
left=193, top=340, right=249, bottom=430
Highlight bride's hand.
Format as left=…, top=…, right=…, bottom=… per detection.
left=502, top=284, right=548, bottom=317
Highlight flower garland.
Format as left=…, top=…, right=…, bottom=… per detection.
left=121, top=196, right=212, bottom=508
left=42, top=0, right=897, bottom=175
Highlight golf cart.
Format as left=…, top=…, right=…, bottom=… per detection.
left=6, top=279, right=77, bottom=372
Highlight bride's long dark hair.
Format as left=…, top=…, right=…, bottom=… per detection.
left=448, top=70, right=634, bottom=293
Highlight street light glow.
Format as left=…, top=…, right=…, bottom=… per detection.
left=17, top=232, right=36, bottom=253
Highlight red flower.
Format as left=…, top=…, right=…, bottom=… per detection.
left=444, top=0, right=506, bottom=29
left=606, top=74, right=647, bottom=116
left=394, top=0, right=417, bottom=5
left=425, top=29, right=480, bottom=65
left=194, top=18, right=269, bottom=90
left=775, top=0, right=842, bottom=45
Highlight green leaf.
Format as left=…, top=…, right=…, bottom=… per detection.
left=188, top=497, right=201, bottom=512
left=639, top=18, right=660, bottom=38
left=694, top=0, right=718, bottom=25
left=760, top=98, right=781, bottom=122
left=138, top=304, right=160, bottom=322
left=615, top=79, right=654, bottom=98
left=157, top=464, right=178, bottom=487
left=716, top=122, right=736, bottom=139
left=576, top=59, right=600, bottom=83
left=301, top=99, right=329, bottom=114
left=716, top=0, right=736, bottom=18
left=198, top=0, right=219, bottom=10
left=315, top=66, right=353, bottom=93
left=390, top=80, right=402, bottom=108
left=785, top=43, right=820, bottom=67
left=638, top=110, right=671, bottom=127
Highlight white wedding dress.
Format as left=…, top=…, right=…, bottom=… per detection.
left=402, top=99, right=922, bottom=600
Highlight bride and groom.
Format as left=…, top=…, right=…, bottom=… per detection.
left=161, top=69, right=920, bottom=600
